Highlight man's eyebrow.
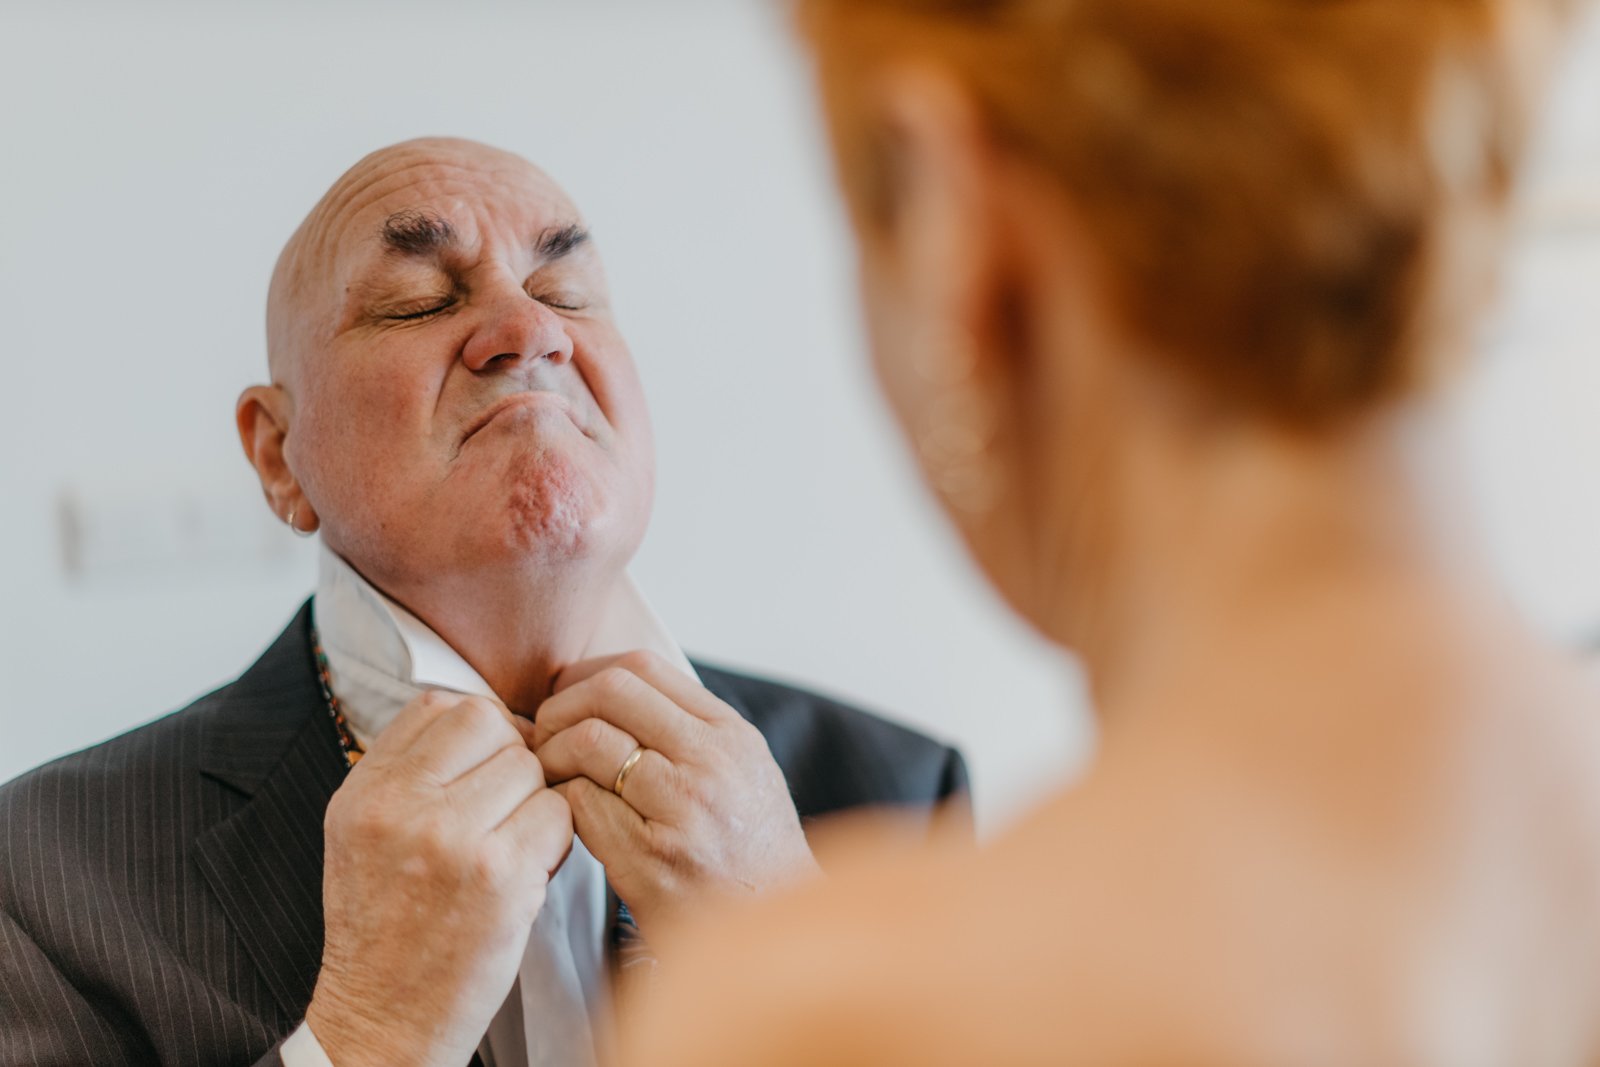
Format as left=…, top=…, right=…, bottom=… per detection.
left=380, top=210, right=458, bottom=257
left=537, top=224, right=590, bottom=262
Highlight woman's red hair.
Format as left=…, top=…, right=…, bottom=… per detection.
left=799, top=0, right=1575, bottom=425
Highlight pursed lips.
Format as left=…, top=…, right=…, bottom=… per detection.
left=463, top=391, right=577, bottom=443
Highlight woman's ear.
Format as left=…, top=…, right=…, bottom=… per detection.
left=867, top=64, right=998, bottom=342
left=236, top=384, right=317, bottom=534
left=868, top=66, right=1021, bottom=498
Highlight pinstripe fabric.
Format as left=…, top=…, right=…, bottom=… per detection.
left=1, top=602, right=968, bottom=1066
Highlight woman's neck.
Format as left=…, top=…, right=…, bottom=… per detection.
left=1050, top=400, right=1506, bottom=722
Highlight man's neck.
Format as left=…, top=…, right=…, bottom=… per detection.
left=371, top=559, right=621, bottom=715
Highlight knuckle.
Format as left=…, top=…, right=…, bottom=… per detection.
left=677, top=728, right=719, bottom=771
left=689, top=717, right=721, bottom=751
left=469, top=840, right=513, bottom=888
left=614, top=650, right=659, bottom=675
left=396, top=691, right=440, bottom=722
left=525, top=752, right=549, bottom=789
left=593, top=666, right=639, bottom=702
left=511, top=747, right=546, bottom=786
left=681, top=773, right=717, bottom=811
left=518, top=884, right=549, bottom=924
left=729, top=717, right=765, bottom=748
left=543, top=789, right=575, bottom=832
left=727, top=721, right=771, bottom=762
left=394, top=749, right=446, bottom=788
left=575, top=716, right=612, bottom=750
left=664, top=760, right=697, bottom=802
left=562, top=778, right=597, bottom=816
left=457, top=696, right=502, bottom=730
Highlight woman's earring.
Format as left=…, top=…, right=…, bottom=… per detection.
left=913, top=330, right=999, bottom=516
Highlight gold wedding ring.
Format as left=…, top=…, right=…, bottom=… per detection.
left=612, top=745, right=646, bottom=797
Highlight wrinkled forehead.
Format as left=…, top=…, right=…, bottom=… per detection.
left=266, top=142, right=589, bottom=380
left=314, top=151, right=582, bottom=280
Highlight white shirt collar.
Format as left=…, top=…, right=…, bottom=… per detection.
left=312, top=544, right=697, bottom=747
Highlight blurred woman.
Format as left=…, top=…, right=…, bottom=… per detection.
left=623, top=0, right=1600, bottom=1064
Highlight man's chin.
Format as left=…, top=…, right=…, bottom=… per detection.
left=499, top=455, right=625, bottom=562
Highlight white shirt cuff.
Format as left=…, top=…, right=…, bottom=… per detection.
left=280, top=1021, right=338, bottom=1067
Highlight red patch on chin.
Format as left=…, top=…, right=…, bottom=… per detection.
left=504, top=446, right=600, bottom=554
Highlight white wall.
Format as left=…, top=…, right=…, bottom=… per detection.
left=0, top=0, right=1594, bottom=833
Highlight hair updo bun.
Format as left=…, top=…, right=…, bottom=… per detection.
left=799, top=0, right=1577, bottom=426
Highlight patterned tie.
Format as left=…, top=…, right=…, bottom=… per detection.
left=609, top=896, right=659, bottom=1020
left=611, top=899, right=655, bottom=971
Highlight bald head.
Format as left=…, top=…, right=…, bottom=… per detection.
left=238, top=132, right=653, bottom=611
left=265, top=137, right=579, bottom=387
left=239, top=134, right=657, bottom=715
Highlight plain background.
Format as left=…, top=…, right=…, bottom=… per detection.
left=1, top=0, right=1596, bottom=832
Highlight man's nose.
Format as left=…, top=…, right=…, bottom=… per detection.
left=460, top=287, right=575, bottom=373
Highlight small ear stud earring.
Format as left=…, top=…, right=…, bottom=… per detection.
left=286, top=505, right=315, bottom=539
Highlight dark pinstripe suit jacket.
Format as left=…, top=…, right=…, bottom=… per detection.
left=0, top=602, right=968, bottom=1066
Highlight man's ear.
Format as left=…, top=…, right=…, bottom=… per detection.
left=236, top=385, right=317, bottom=534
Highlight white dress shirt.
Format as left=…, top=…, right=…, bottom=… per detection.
left=281, top=546, right=697, bottom=1067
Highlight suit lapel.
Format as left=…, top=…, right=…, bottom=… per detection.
left=195, top=602, right=348, bottom=1023
left=187, top=605, right=561, bottom=1067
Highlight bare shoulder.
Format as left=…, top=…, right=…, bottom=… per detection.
left=623, top=648, right=1600, bottom=1067
left=620, top=818, right=969, bottom=1067
left=620, top=784, right=1265, bottom=1067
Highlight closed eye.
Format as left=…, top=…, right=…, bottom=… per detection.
left=387, top=300, right=457, bottom=321
left=536, top=292, right=588, bottom=312
left=385, top=299, right=455, bottom=322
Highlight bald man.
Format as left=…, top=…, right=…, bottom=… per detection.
left=0, top=138, right=969, bottom=1067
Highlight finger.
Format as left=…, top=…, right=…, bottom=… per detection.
left=403, top=695, right=524, bottom=782
left=551, top=654, right=628, bottom=692
left=507, top=712, right=539, bottom=751
left=532, top=667, right=702, bottom=757
left=448, top=744, right=547, bottom=828
left=361, top=689, right=455, bottom=758
left=538, top=720, right=677, bottom=816
left=496, top=785, right=576, bottom=878
left=537, top=717, right=638, bottom=785
left=552, top=777, right=649, bottom=873
left=557, top=651, right=737, bottom=725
